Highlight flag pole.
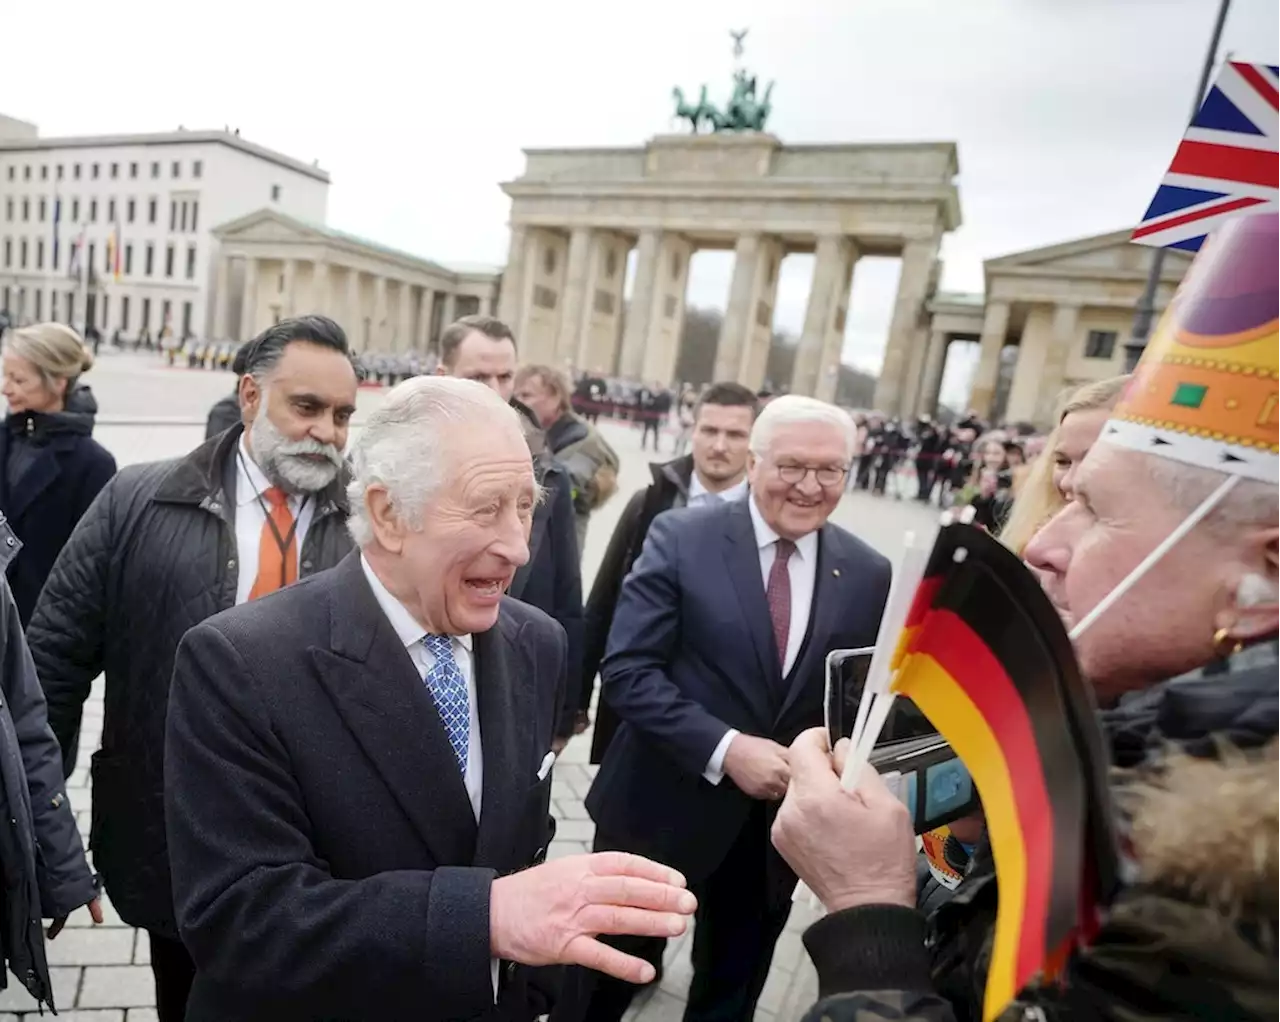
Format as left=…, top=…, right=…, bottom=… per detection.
left=1124, top=0, right=1233, bottom=372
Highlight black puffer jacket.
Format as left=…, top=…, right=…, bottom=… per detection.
left=27, top=426, right=353, bottom=937
left=0, top=530, right=96, bottom=1011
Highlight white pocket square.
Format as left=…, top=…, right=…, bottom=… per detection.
left=537, top=751, right=556, bottom=781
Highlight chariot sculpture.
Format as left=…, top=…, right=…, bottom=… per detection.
left=672, top=29, right=775, bottom=134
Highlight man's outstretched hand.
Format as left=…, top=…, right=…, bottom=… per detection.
left=489, top=852, right=696, bottom=982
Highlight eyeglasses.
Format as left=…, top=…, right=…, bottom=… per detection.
left=775, top=463, right=848, bottom=487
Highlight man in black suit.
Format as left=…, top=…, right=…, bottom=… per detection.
left=571, top=395, right=893, bottom=1022
left=165, top=376, right=696, bottom=1022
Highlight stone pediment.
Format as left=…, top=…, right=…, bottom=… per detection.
left=212, top=209, right=324, bottom=245
left=985, top=229, right=1194, bottom=283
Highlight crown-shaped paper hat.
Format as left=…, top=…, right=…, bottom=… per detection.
left=1101, top=212, right=1278, bottom=483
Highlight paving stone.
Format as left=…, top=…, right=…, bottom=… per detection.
left=45, top=927, right=136, bottom=966
left=549, top=780, right=575, bottom=802
left=546, top=840, right=587, bottom=860
left=757, top=960, right=792, bottom=1014
left=77, top=966, right=156, bottom=1009
left=18, top=1012, right=125, bottom=1021
left=125, top=1011, right=159, bottom=1022
left=771, top=929, right=806, bottom=973
left=628, top=988, right=687, bottom=1022
left=555, top=798, right=591, bottom=821
left=0, top=966, right=79, bottom=1011
left=132, top=931, right=151, bottom=965
left=552, top=819, right=595, bottom=842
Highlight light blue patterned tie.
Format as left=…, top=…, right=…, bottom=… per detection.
left=421, top=634, right=470, bottom=774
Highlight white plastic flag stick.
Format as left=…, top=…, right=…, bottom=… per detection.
left=850, top=532, right=918, bottom=750
left=1069, top=474, right=1239, bottom=641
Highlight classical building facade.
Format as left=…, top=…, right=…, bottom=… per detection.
left=924, top=230, right=1193, bottom=426
left=0, top=114, right=328, bottom=340
left=212, top=209, right=499, bottom=352
left=496, top=132, right=960, bottom=408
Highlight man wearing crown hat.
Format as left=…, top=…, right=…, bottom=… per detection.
left=764, top=212, right=1279, bottom=1022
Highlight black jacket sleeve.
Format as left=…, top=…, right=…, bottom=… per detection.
left=799, top=905, right=957, bottom=1022
left=166, top=621, right=499, bottom=1020
left=581, top=489, right=646, bottom=690
left=26, top=478, right=117, bottom=776
left=0, top=580, right=97, bottom=918
left=546, top=470, right=584, bottom=737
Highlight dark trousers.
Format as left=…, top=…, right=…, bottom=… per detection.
left=641, top=419, right=660, bottom=451
left=563, top=805, right=791, bottom=1022
left=149, top=932, right=196, bottom=1022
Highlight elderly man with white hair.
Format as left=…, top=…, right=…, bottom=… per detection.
left=164, top=376, right=697, bottom=1022
left=560, top=395, right=893, bottom=1022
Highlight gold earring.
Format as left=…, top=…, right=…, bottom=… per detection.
left=1212, top=627, right=1244, bottom=659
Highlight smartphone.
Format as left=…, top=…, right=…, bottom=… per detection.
left=824, top=648, right=979, bottom=835
left=824, top=649, right=942, bottom=750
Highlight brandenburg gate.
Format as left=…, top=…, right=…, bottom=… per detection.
left=496, top=132, right=960, bottom=412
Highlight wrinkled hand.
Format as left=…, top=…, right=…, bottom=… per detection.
left=48, top=896, right=103, bottom=939
left=490, top=852, right=696, bottom=983
left=771, top=728, right=916, bottom=913
left=723, top=733, right=790, bottom=800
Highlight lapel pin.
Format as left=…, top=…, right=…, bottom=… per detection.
left=832, top=568, right=841, bottom=578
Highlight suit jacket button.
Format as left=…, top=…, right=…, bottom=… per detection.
left=533, top=846, right=547, bottom=864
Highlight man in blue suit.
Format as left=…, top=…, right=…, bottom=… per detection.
left=576, top=395, right=893, bottom=1022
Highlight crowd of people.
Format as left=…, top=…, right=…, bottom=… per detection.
left=0, top=265, right=1268, bottom=1022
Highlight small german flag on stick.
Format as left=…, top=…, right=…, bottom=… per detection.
left=890, top=523, right=1117, bottom=1022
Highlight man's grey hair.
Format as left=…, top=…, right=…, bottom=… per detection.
left=749, top=394, right=858, bottom=462
left=347, top=376, right=520, bottom=547
left=1139, top=454, right=1278, bottom=535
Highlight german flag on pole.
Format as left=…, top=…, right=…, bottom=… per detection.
left=889, top=523, right=1117, bottom=1022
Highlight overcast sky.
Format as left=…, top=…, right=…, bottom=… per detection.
left=4, top=0, right=1275, bottom=399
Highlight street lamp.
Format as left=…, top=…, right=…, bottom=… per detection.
left=1125, top=0, right=1233, bottom=373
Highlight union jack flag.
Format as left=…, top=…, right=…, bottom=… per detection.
left=1132, top=61, right=1278, bottom=251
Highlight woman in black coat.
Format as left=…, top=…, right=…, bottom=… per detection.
left=0, top=323, right=117, bottom=625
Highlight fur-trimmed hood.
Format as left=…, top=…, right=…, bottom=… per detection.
left=1126, top=743, right=1278, bottom=920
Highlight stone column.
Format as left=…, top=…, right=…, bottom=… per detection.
left=280, top=258, right=297, bottom=320
left=497, top=225, right=529, bottom=330
left=969, top=300, right=1010, bottom=418
left=555, top=227, right=592, bottom=366
left=574, top=231, right=629, bottom=375
left=310, top=261, right=329, bottom=318
left=373, top=276, right=388, bottom=351
left=641, top=234, right=693, bottom=385
left=916, top=328, right=950, bottom=416
left=241, top=257, right=259, bottom=341
left=440, top=292, right=457, bottom=332
left=792, top=235, right=857, bottom=400
left=417, top=287, right=435, bottom=349
left=212, top=254, right=230, bottom=339
left=715, top=234, right=762, bottom=382
left=396, top=281, right=413, bottom=352
left=345, top=268, right=361, bottom=342
left=873, top=237, right=940, bottom=414
left=617, top=229, right=661, bottom=380
left=1036, top=303, right=1079, bottom=423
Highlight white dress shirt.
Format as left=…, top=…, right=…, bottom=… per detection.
left=686, top=472, right=749, bottom=507
left=704, top=494, right=820, bottom=785
left=233, top=438, right=316, bottom=606
left=359, top=555, right=499, bottom=998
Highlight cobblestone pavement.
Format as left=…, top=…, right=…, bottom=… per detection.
left=6, top=353, right=940, bottom=1020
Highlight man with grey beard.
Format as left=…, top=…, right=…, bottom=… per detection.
left=28, top=315, right=359, bottom=1022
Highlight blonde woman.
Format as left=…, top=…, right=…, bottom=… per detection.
left=0, top=323, right=116, bottom=624
left=1000, top=375, right=1130, bottom=554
